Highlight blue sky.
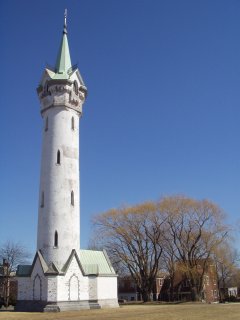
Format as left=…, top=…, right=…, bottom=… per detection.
left=0, top=0, right=240, bottom=257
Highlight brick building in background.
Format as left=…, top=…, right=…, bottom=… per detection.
left=118, top=273, right=166, bottom=302
left=118, top=261, right=219, bottom=303
left=159, top=262, right=219, bottom=303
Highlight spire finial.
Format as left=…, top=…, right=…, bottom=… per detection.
left=63, top=9, right=67, bottom=34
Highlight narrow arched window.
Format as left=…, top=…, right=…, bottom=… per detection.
left=57, top=150, right=61, bottom=165
left=71, top=191, right=74, bottom=206
left=45, top=117, right=48, bottom=131
left=44, top=82, right=49, bottom=93
left=71, top=116, right=74, bottom=130
left=54, top=231, right=58, bottom=247
left=41, top=192, right=44, bottom=208
left=74, top=80, right=78, bottom=95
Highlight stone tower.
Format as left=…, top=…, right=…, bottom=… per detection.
left=36, top=12, right=86, bottom=269
left=16, top=13, right=118, bottom=312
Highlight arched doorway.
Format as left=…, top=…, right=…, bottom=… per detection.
left=69, top=274, right=79, bottom=301
left=33, top=274, right=42, bottom=300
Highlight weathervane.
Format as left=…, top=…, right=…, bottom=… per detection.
left=63, top=9, right=67, bottom=34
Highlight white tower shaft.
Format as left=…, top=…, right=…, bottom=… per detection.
left=37, top=107, right=80, bottom=268
left=36, top=16, right=87, bottom=269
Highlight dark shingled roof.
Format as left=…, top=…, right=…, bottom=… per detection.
left=17, top=265, right=32, bottom=276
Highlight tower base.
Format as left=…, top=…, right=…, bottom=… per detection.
left=16, top=299, right=119, bottom=312
left=16, top=250, right=119, bottom=312
left=15, top=300, right=105, bottom=312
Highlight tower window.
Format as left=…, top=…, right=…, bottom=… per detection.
left=57, top=150, right=61, bottom=165
left=44, top=82, right=49, bottom=93
left=71, top=117, right=74, bottom=130
left=71, top=191, right=74, bottom=206
left=73, top=80, right=78, bottom=95
left=54, top=231, right=58, bottom=247
left=41, top=192, right=44, bottom=208
left=45, top=117, right=48, bottom=131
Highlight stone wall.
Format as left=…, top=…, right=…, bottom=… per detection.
left=97, top=275, right=118, bottom=305
left=57, top=255, right=89, bottom=301
left=17, top=256, right=48, bottom=301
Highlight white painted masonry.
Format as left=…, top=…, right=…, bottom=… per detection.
left=37, top=87, right=81, bottom=268
left=57, top=255, right=89, bottom=302
left=16, top=14, right=118, bottom=312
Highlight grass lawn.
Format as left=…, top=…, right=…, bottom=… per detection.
left=0, top=303, right=240, bottom=320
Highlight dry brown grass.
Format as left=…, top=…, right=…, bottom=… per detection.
left=0, top=303, right=240, bottom=320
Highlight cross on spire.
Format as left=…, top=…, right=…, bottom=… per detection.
left=63, top=9, right=67, bottom=34
left=55, top=9, right=72, bottom=74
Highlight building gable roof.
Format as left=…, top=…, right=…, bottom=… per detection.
left=16, top=249, right=116, bottom=277
left=79, top=249, right=116, bottom=275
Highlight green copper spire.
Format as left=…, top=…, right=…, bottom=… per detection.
left=55, top=9, right=72, bottom=75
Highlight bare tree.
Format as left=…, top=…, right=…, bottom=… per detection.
left=159, top=195, right=228, bottom=301
left=213, top=241, right=239, bottom=302
left=0, top=241, right=31, bottom=307
left=93, top=202, right=166, bottom=302
left=88, top=238, right=129, bottom=277
left=93, top=195, right=229, bottom=303
left=160, top=239, right=177, bottom=301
